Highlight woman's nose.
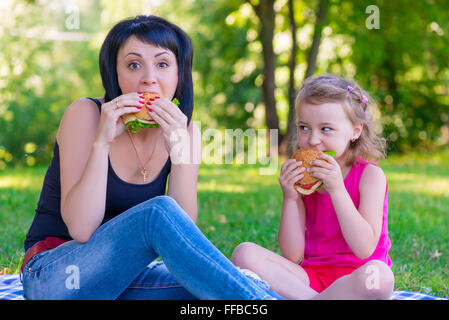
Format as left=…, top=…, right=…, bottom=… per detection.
left=141, top=66, right=157, bottom=85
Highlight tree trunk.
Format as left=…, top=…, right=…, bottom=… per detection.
left=251, top=0, right=281, bottom=142
left=285, top=0, right=298, bottom=157
left=284, top=0, right=329, bottom=156
left=304, top=0, right=329, bottom=79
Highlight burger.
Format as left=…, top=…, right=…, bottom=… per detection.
left=291, top=148, right=335, bottom=195
left=122, top=92, right=180, bottom=133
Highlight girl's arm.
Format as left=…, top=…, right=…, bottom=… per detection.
left=277, top=158, right=307, bottom=262
left=167, top=121, right=201, bottom=222
left=330, top=164, right=386, bottom=259
left=278, top=197, right=306, bottom=263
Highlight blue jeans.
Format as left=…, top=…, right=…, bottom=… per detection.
left=21, top=196, right=284, bottom=300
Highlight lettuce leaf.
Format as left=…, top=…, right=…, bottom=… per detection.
left=125, top=119, right=159, bottom=133
left=126, top=97, right=181, bottom=133
left=323, top=150, right=336, bottom=157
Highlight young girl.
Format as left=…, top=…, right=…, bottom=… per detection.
left=231, top=73, right=394, bottom=300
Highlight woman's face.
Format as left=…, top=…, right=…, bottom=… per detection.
left=116, top=35, right=178, bottom=99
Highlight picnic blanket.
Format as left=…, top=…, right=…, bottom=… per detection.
left=1, top=274, right=447, bottom=300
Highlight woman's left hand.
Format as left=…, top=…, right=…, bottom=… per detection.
left=149, top=97, right=189, bottom=162
left=308, top=153, right=345, bottom=194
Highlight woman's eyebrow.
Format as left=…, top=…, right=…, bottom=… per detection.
left=124, top=51, right=171, bottom=58
left=124, top=52, right=142, bottom=58
left=154, top=51, right=171, bottom=58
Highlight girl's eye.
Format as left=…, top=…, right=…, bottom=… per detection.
left=128, top=62, right=140, bottom=70
left=322, top=127, right=332, bottom=132
left=158, top=61, right=169, bottom=68
left=299, top=125, right=308, bottom=131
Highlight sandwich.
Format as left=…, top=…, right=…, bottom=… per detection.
left=122, top=92, right=180, bottom=133
left=291, top=149, right=335, bottom=195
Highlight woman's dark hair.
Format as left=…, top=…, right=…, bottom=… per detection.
left=99, top=15, right=194, bottom=123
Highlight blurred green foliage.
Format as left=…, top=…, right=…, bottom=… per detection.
left=0, top=0, right=448, bottom=168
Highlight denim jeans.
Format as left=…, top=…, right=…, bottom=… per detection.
left=21, top=196, right=284, bottom=300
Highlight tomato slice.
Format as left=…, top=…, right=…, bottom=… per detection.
left=296, top=182, right=317, bottom=190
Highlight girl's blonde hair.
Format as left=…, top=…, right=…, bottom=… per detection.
left=295, top=73, right=387, bottom=165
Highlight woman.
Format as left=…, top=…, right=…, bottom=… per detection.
left=21, top=15, right=281, bottom=300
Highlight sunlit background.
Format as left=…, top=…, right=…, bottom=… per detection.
left=1, top=0, right=448, bottom=169
left=0, top=1, right=448, bottom=295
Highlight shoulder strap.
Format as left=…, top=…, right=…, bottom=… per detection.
left=86, top=97, right=102, bottom=113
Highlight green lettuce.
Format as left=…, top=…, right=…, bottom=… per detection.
left=323, top=150, right=336, bottom=157
left=126, top=97, right=181, bottom=133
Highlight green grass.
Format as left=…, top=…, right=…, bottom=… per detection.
left=1, top=150, right=448, bottom=298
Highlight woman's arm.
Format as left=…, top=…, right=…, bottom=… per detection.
left=59, top=95, right=143, bottom=243
left=167, top=121, right=201, bottom=222
left=58, top=98, right=109, bottom=243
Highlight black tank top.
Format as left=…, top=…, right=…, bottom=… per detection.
left=24, top=98, right=171, bottom=251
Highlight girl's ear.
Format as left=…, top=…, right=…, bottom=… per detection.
left=352, top=123, right=364, bottom=140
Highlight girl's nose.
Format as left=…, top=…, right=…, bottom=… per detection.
left=309, top=132, right=321, bottom=147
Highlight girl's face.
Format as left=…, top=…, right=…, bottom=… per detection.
left=297, top=102, right=362, bottom=162
left=116, top=35, right=178, bottom=99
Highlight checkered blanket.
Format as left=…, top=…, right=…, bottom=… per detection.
left=0, top=274, right=447, bottom=300
left=0, top=274, right=24, bottom=300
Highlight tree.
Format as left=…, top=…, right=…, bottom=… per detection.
left=247, top=0, right=280, bottom=140
left=285, top=0, right=298, bottom=157
left=285, top=0, right=329, bottom=156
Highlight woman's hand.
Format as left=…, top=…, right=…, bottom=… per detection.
left=279, top=159, right=305, bottom=201
left=308, top=153, right=345, bottom=194
left=95, top=92, right=144, bottom=146
left=149, top=97, right=189, bottom=163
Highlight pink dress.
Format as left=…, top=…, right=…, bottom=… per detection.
left=300, top=157, right=392, bottom=269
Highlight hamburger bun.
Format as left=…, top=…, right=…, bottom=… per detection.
left=122, top=92, right=159, bottom=128
left=291, top=148, right=324, bottom=195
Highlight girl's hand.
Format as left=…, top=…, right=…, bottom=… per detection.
left=149, top=97, right=189, bottom=162
left=308, top=153, right=345, bottom=194
left=279, top=159, right=305, bottom=200
left=96, top=92, right=144, bottom=145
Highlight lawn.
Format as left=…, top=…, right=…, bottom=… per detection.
left=1, top=149, right=448, bottom=298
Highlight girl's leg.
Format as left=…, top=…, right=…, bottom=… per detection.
left=23, top=196, right=277, bottom=300
left=231, top=242, right=318, bottom=300
left=311, top=260, right=394, bottom=300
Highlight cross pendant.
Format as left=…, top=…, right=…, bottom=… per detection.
left=141, top=168, right=148, bottom=182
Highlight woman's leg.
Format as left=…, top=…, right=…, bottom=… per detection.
left=310, top=260, right=394, bottom=300
left=231, top=242, right=318, bottom=300
left=22, top=196, right=277, bottom=300
left=117, top=261, right=197, bottom=300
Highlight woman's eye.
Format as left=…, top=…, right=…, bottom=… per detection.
left=128, top=62, right=140, bottom=70
left=158, top=61, right=169, bottom=68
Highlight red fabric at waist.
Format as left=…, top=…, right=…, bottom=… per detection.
left=21, top=237, right=68, bottom=273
